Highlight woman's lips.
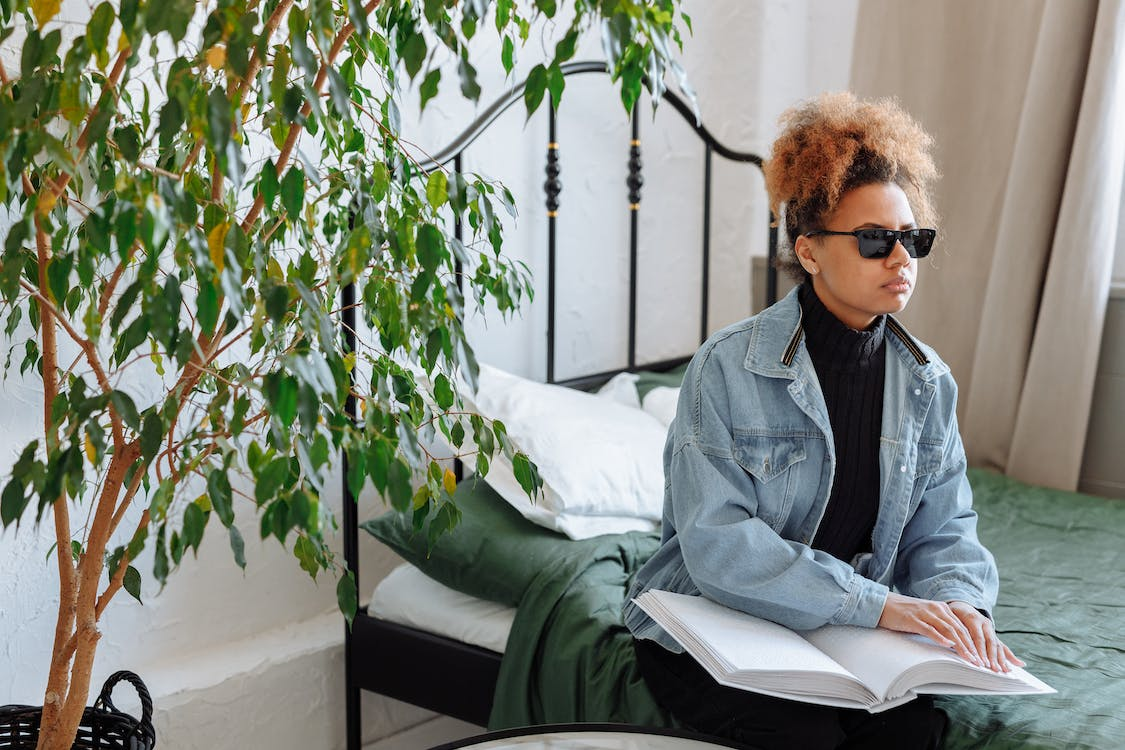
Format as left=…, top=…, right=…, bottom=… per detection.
left=884, top=278, right=911, bottom=293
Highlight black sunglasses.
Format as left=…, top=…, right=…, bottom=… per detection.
left=804, top=228, right=936, bottom=259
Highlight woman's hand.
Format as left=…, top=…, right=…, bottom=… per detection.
left=878, top=593, right=1025, bottom=672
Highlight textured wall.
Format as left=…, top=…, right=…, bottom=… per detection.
left=0, top=2, right=858, bottom=747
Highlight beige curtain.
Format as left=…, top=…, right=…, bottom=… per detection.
left=850, top=0, right=1125, bottom=491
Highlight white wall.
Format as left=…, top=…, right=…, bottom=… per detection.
left=0, top=2, right=858, bottom=747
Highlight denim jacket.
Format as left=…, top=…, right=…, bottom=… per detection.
left=625, top=287, right=998, bottom=652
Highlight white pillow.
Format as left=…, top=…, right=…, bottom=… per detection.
left=641, top=385, right=680, bottom=428
left=462, top=364, right=667, bottom=539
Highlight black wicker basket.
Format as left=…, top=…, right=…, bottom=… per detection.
left=0, top=671, right=155, bottom=750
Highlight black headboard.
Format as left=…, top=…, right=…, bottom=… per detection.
left=409, top=59, right=777, bottom=388
left=340, top=60, right=775, bottom=745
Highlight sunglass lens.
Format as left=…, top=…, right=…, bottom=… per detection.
left=857, top=229, right=896, bottom=258
left=908, top=229, right=935, bottom=258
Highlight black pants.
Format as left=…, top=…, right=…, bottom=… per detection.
left=635, top=639, right=948, bottom=750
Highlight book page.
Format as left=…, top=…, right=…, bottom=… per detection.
left=635, top=591, right=856, bottom=678
left=803, top=625, right=954, bottom=700
left=803, top=625, right=1054, bottom=700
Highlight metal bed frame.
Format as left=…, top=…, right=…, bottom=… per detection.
left=341, top=60, right=775, bottom=749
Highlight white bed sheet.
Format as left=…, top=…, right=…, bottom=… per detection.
left=369, top=563, right=516, bottom=654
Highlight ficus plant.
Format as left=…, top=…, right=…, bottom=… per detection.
left=0, top=0, right=690, bottom=746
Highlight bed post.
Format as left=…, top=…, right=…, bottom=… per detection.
left=342, top=278, right=361, bottom=750
left=626, top=103, right=643, bottom=370
left=545, top=106, right=561, bottom=384
left=702, top=144, right=713, bottom=343
left=454, top=153, right=465, bottom=482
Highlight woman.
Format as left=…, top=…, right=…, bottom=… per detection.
left=624, top=93, right=1022, bottom=749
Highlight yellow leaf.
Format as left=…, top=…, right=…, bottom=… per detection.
left=31, top=0, right=61, bottom=27
left=84, top=433, right=96, bottom=464
left=36, top=189, right=57, bottom=218
left=208, top=223, right=227, bottom=272
left=205, top=44, right=227, bottom=70
left=118, top=31, right=130, bottom=52
left=194, top=493, right=212, bottom=512
left=442, top=468, right=457, bottom=497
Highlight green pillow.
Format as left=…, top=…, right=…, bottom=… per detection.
left=361, top=476, right=617, bottom=607
left=635, top=362, right=688, bottom=401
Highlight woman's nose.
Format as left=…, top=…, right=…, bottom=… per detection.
left=886, top=238, right=912, bottom=267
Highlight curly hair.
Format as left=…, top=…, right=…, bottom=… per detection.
left=762, top=92, right=939, bottom=282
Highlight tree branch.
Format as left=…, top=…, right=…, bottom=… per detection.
left=47, top=49, right=132, bottom=206
left=19, top=281, right=125, bottom=447
left=240, top=0, right=382, bottom=232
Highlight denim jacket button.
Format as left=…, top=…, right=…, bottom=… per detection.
left=914, top=388, right=922, bottom=396
left=900, top=465, right=907, bottom=472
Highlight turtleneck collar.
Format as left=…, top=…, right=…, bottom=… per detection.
left=798, top=281, right=886, bottom=371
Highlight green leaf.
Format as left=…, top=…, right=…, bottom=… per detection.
left=534, top=0, right=556, bottom=18
left=207, top=468, right=234, bottom=527
left=139, top=411, right=163, bottom=464
left=109, top=391, right=141, bottom=431
left=512, top=452, right=541, bottom=499
left=294, top=535, right=318, bottom=578
left=347, top=0, right=370, bottom=36
left=197, top=278, right=219, bottom=335
left=182, top=501, right=206, bottom=556
left=555, top=29, right=578, bottom=63
left=501, top=36, right=515, bottom=74
left=123, top=566, right=142, bottom=603
left=337, top=570, right=357, bottom=626
left=258, top=160, right=279, bottom=208
left=280, top=166, right=305, bottom=218
left=433, top=373, right=454, bottom=411
left=546, top=63, right=565, bottom=107
left=327, top=67, right=351, bottom=117
left=524, top=64, right=547, bottom=117
left=206, top=86, right=231, bottom=156
left=387, top=459, right=412, bottom=512
left=416, top=223, right=445, bottom=273
left=458, top=55, right=481, bottom=101
left=46, top=253, right=72, bottom=307
left=1, top=479, right=27, bottom=527
left=419, top=68, right=441, bottom=111
left=425, top=171, right=447, bottom=210
left=265, top=372, right=298, bottom=427
left=402, top=30, right=426, bottom=80
left=229, top=525, right=246, bottom=569
left=145, top=0, right=192, bottom=43
left=153, top=526, right=169, bottom=585
left=271, top=47, right=290, bottom=112
left=87, top=2, right=115, bottom=68
left=255, top=457, right=290, bottom=505
left=370, top=162, right=389, bottom=202
left=264, top=282, right=289, bottom=324
left=114, top=125, right=141, bottom=162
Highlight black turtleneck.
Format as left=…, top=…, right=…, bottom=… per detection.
left=798, top=282, right=886, bottom=563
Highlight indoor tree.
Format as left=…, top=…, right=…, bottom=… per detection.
left=0, top=0, right=691, bottom=747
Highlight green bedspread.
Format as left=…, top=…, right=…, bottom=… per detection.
left=934, top=469, right=1125, bottom=749
left=487, top=469, right=1125, bottom=749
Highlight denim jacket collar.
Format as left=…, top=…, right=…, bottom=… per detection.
left=743, top=286, right=950, bottom=382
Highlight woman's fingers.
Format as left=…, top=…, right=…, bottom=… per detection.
left=1000, top=640, right=1025, bottom=669
left=879, top=595, right=1029, bottom=673
left=913, top=601, right=976, bottom=665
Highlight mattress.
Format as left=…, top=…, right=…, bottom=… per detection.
left=369, top=563, right=516, bottom=654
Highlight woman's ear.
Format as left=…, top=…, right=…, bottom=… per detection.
left=794, top=235, right=819, bottom=276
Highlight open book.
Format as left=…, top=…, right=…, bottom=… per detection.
left=633, top=590, right=1055, bottom=713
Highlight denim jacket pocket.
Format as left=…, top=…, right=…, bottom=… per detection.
left=732, top=434, right=807, bottom=527
left=733, top=433, right=807, bottom=482
left=914, top=439, right=944, bottom=478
